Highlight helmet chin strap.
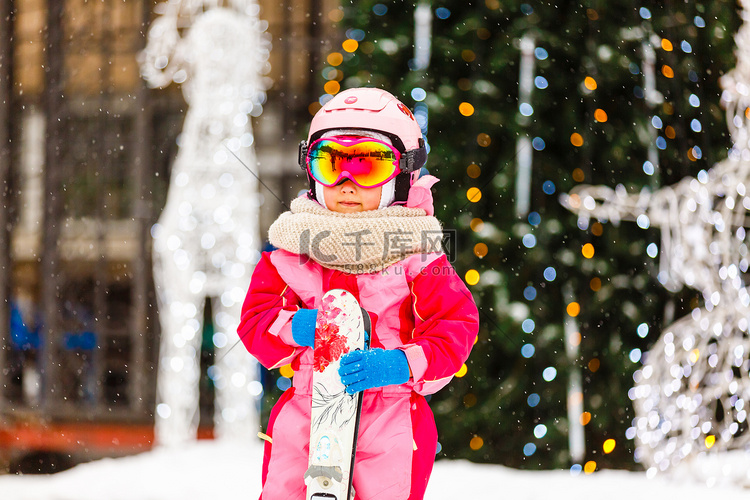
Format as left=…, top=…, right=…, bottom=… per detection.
left=316, top=129, right=397, bottom=209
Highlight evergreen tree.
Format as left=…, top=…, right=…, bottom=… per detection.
left=310, top=0, right=740, bottom=470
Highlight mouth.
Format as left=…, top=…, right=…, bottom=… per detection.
left=339, top=201, right=361, bottom=207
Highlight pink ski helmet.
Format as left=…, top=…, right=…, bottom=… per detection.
left=299, top=87, right=428, bottom=204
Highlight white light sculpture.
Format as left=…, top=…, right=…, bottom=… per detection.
left=139, top=0, right=271, bottom=446
left=562, top=3, right=750, bottom=485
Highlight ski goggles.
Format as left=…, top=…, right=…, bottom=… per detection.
left=304, top=136, right=402, bottom=188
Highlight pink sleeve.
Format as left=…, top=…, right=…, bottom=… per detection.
left=268, top=308, right=301, bottom=347
left=398, top=255, right=479, bottom=395
left=237, top=252, right=305, bottom=369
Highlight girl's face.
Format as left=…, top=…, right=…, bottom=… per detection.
left=323, top=180, right=382, bottom=213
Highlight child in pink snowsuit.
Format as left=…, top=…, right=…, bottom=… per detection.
left=238, top=87, right=479, bottom=500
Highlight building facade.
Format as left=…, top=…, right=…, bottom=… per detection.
left=0, top=0, right=342, bottom=472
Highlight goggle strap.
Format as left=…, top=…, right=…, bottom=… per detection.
left=298, top=140, right=308, bottom=170
left=399, top=147, right=428, bottom=173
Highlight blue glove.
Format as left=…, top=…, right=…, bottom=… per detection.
left=291, top=308, right=317, bottom=348
left=338, top=348, right=410, bottom=395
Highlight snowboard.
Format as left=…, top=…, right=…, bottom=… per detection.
left=304, top=289, right=370, bottom=500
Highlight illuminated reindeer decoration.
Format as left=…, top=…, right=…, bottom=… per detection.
left=139, top=0, right=270, bottom=445
left=562, top=2, right=750, bottom=483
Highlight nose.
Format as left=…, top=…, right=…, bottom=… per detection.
left=338, top=179, right=357, bottom=193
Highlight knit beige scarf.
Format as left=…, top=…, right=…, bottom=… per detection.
left=268, top=197, right=443, bottom=274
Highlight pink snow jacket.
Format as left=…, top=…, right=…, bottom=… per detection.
left=240, top=249, right=478, bottom=393
left=238, top=249, right=478, bottom=499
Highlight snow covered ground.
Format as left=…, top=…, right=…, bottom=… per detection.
left=0, top=440, right=747, bottom=500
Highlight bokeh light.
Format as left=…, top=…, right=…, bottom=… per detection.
left=459, top=102, right=475, bottom=116
left=705, top=435, right=716, bottom=449
left=534, top=424, right=548, bottom=439
left=522, top=234, right=537, bottom=248
left=582, top=243, right=595, bottom=258
left=323, top=80, right=340, bottom=94
left=584, top=461, right=597, bottom=474
left=543, top=266, right=557, bottom=281
left=279, top=364, right=294, bottom=378
left=467, top=163, right=481, bottom=178
left=474, top=243, right=488, bottom=258
left=588, top=358, right=600, bottom=372
left=342, top=39, right=358, bottom=53
left=470, top=435, right=484, bottom=450
left=566, top=302, right=581, bottom=317
left=327, top=52, right=343, bottom=66
left=328, top=8, right=344, bottom=22
left=522, top=318, right=535, bottom=333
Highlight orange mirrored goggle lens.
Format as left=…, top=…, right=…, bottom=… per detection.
left=306, top=137, right=401, bottom=188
